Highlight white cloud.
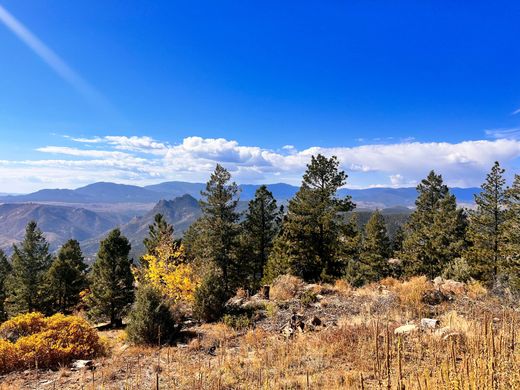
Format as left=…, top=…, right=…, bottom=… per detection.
left=3, top=135, right=520, bottom=192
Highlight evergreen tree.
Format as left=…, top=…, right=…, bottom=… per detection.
left=341, top=214, right=366, bottom=287
left=126, top=284, right=179, bottom=345
left=143, top=214, right=175, bottom=256
left=198, top=164, right=240, bottom=291
left=9, top=221, right=52, bottom=314
left=46, top=239, right=88, bottom=314
left=278, top=154, right=354, bottom=282
left=358, top=210, right=392, bottom=282
left=87, top=228, right=134, bottom=327
left=399, top=171, right=465, bottom=278
left=503, top=174, right=520, bottom=293
left=466, top=162, right=507, bottom=283
left=0, top=250, right=12, bottom=322
left=242, top=185, right=280, bottom=287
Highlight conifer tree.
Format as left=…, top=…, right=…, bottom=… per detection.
left=359, top=210, right=391, bottom=282
left=341, top=213, right=366, bottom=286
left=278, top=154, right=354, bottom=282
left=46, top=239, right=88, bottom=314
left=87, top=228, right=134, bottom=327
left=466, top=162, right=507, bottom=283
left=502, top=174, right=520, bottom=292
left=242, top=185, right=280, bottom=287
left=9, top=221, right=52, bottom=314
left=198, top=164, right=240, bottom=291
left=126, top=284, right=178, bottom=345
left=0, top=250, right=11, bottom=322
left=399, top=171, right=465, bottom=278
left=143, top=213, right=175, bottom=256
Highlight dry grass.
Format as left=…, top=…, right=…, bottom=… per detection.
left=1, top=278, right=519, bottom=389
left=270, top=274, right=305, bottom=300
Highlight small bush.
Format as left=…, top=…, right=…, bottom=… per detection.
left=0, top=313, right=104, bottom=373
left=442, top=257, right=472, bottom=282
left=222, top=314, right=252, bottom=330
left=126, top=284, right=180, bottom=345
left=333, top=279, right=352, bottom=295
left=467, top=279, right=487, bottom=299
left=193, top=272, right=231, bottom=322
left=270, top=275, right=304, bottom=301
left=300, top=289, right=317, bottom=306
left=390, top=276, right=431, bottom=307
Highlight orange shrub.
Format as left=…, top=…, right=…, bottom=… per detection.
left=0, top=313, right=105, bottom=373
left=0, top=312, right=46, bottom=341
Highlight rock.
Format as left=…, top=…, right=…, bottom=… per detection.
left=420, top=318, right=439, bottom=329
left=422, top=289, right=450, bottom=305
left=433, top=277, right=465, bottom=295
left=394, top=324, right=418, bottom=335
left=315, top=294, right=324, bottom=301
left=71, top=360, right=93, bottom=371
left=225, top=296, right=244, bottom=308
left=282, top=325, right=294, bottom=338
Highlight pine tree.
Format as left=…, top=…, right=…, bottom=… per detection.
left=341, top=213, right=366, bottom=287
left=46, top=239, right=88, bottom=314
left=143, top=214, right=175, bottom=256
left=358, top=210, right=391, bottom=282
left=502, top=174, right=520, bottom=293
left=126, top=284, right=179, bottom=345
left=466, top=162, right=507, bottom=283
left=399, top=171, right=465, bottom=278
left=9, top=221, right=52, bottom=314
left=0, top=250, right=12, bottom=322
left=279, top=154, right=354, bottom=282
left=242, top=185, right=280, bottom=287
left=87, top=228, right=134, bottom=327
left=198, top=164, right=240, bottom=291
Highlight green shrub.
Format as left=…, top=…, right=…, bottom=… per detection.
left=300, top=289, right=317, bottom=306
left=442, top=257, right=472, bottom=282
left=222, top=314, right=252, bottom=330
left=193, top=272, right=231, bottom=322
left=126, top=284, right=180, bottom=345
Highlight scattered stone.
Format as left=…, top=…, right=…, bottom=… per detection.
left=420, top=318, right=439, bottom=329
left=281, top=325, right=294, bottom=339
left=71, top=360, right=93, bottom=371
left=394, top=324, right=418, bottom=335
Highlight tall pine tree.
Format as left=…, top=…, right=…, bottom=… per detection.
left=9, top=221, right=52, bottom=314
left=46, top=239, right=88, bottom=314
left=466, top=162, right=507, bottom=283
left=399, top=171, right=466, bottom=278
left=275, top=154, right=354, bottom=282
left=198, top=164, right=240, bottom=291
left=87, top=228, right=134, bottom=327
left=242, top=185, right=280, bottom=287
left=0, top=250, right=11, bottom=322
left=358, top=210, right=392, bottom=282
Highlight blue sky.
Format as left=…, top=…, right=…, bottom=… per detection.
left=1, top=1, right=520, bottom=192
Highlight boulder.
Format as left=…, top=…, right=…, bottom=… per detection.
left=420, top=318, right=439, bottom=329
left=394, top=324, right=418, bottom=335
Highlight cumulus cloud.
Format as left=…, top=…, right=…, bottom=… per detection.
left=3, top=135, right=520, bottom=192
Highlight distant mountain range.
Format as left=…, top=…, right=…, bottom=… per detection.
left=0, top=181, right=481, bottom=260
left=0, top=181, right=481, bottom=207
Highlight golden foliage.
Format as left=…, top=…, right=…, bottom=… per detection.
left=139, top=243, right=199, bottom=302
left=0, top=313, right=105, bottom=373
